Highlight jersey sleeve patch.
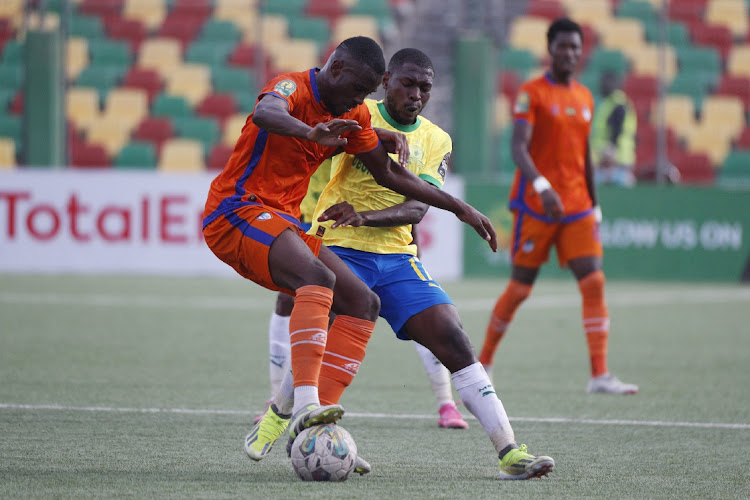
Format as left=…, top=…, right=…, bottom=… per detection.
left=514, top=91, right=530, bottom=113
left=273, top=79, right=297, bottom=97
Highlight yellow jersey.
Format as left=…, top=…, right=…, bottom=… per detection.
left=299, top=159, right=332, bottom=223
left=309, top=99, right=451, bottom=255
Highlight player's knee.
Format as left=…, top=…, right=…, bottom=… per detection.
left=578, top=270, right=605, bottom=297
left=305, top=260, right=337, bottom=290
left=275, top=292, right=295, bottom=315
left=507, top=279, right=532, bottom=306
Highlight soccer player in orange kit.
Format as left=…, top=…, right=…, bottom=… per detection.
left=202, top=36, right=497, bottom=465
left=479, top=18, right=638, bottom=395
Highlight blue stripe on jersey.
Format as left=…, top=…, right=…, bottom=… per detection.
left=512, top=210, right=524, bottom=258
left=309, top=68, right=321, bottom=102
left=224, top=210, right=275, bottom=247
left=235, top=128, right=269, bottom=198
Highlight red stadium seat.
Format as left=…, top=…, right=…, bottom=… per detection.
left=106, top=16, right=147, bottom=54
left=79, top=0, right=124, bottom=19
left=306, top=0, right=348, bottom=26
left=668, top=0, right=707, bottom=24
left=10, top=91, right=23, bottom=115
left=157, top=14, right=205, bottom=51
left=671, top=151, right=715, bottom=185
left=624, top=75, right=658, bottom=102
left=196, top=93, right=238, bottom=126
left=716, top=75, right=750, bottom=112
left=132, top=116, right=174, bottom=154
left=170, top=0, right=212, bottom=20
left=498, top=71, right=522, bottom=101
left=122, top=68, right=163, bottom=104
left=228, top=43, right=258, bottom=67
left=527, top=0, right=566, bottom=21
left=735, top=126, right=750, bottom=149
left=207, top=143, right=233, bottom=170
left=71, top=142, right=111, bottom=168
left=690, top=23, right=733, bottom=62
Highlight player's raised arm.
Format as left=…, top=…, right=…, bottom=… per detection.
left=355, top=145, right=498, bottom=251
left=253, top=95, right=362, bottom=147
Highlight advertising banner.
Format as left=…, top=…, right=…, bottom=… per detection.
left=463, top=182, right=750, bottom=282
left=0, top=170, right=463, bottom=281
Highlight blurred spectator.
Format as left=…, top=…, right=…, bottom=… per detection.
left=591, top=70, right=637, bottom=187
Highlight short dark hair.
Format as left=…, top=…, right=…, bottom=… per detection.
left=337, top=36, right=386, bottom=75
left=547, top=17, right=583, bottom=47
left=388, top=48, right=434, bottom=74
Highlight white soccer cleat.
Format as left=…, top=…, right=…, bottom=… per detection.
left=586, top=373, right=639, bottom=395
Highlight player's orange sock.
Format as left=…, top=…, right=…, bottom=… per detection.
left=289, top=285, right=334, bottom=388
left=317, top=315, right=374, bottom=406
left=478, top=279, right=532, bottom=366
left=578, top=270, right=609, bottom=378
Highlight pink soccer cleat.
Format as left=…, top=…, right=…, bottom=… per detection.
left=438, top=402, right=469, bottom=429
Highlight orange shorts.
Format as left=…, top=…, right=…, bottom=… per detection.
left=510, top=210, right=602, bottom=268
left=203, top=204, right=322, bottom=294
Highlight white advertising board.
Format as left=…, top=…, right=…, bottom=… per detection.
left=0, top=170, right=463, bottom=281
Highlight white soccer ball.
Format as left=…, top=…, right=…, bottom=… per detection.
left=290, top=423, right=357, bottom=482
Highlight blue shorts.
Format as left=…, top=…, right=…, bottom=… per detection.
left=328, top=246, right=453, bottom=340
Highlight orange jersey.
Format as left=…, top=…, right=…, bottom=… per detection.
left=509, top=74, right=595, bottom=219
left=203, top=68, right=380, bottom=228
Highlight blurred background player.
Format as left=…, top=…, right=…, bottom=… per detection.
left=303, top=47, right=552, bottom=479
left=590, top=70, right=637, bottom=187
left=258, top=160, right=469, bottom=430
left=478, top=18, right=638, bottom=395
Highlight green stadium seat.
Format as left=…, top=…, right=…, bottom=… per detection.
left=76, top=65, right=125, bottom=104
left=262, top=0, right=307, bottom=17
left=0, top=65, right=23, bottom=91
left=0, top=88, right=14, bottom=111
left=676, top=46, right=721, bottom=86
left=617, top=0, right=656, bottom=23
left=89, top=40, right=132, bottom=66
left=719, top=151, right=750, bottom=182
left=69, top=14, right=105, bottom=39
left=643, top=19, right=691, bottom=47
left=1, top=40, right=23, bottom=65
left=499, top=48, right=538, bottom=77
left=175, top=116, right=220, bottom=153
left=199, top=19, right=241, bottom=43
left=233, top=91, right=258, bottom=113
left=185, top=40, right=235, bottom=68
left=151, top=94, right=193, bottom=119
left=668, top=74, right=708, bottom=111
left=349, top=0, right=392, bottom=21
left=288, top=17, right=331, bottom=46
left=213, top=67, right=255, bottom=93
left=114, top=141, right=157, bottom=169
left=585, top=48, right=630, bottom=76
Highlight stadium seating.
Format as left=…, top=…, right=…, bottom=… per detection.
left=114, top=140, right=157, bottom=169
left=719, top=150, right=750, bottom=183
left=158, top=138, right=205, bottom=172
left=0, top=136, right=15, bottom=168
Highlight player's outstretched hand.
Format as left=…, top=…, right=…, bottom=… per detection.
left=374, top=127, right=409, bottom=167
left=307, top=119, right=362, bottom=147
left=318, top=201, right=366, bottom=228
left=455, top=202, right=498, bottom=252
left=540, top=189, right=564, bottom=221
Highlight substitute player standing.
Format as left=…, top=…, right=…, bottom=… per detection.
left=479, top=18, right=638, bottom=394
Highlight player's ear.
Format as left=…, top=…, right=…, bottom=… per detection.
left=330, top=59, right=344, bottom=78
left=382, top=71, right=391, bottom=89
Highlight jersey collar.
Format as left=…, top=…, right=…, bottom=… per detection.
left=309, top=68, right=322, bottom=103
left=376, top=101, right=421, bottom=132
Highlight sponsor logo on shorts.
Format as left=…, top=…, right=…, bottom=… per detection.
left=256, top=212, right=272, bottom=221
left=273, top=79, right=296, bottom=97
left=522, top=238, right=535, bottom=253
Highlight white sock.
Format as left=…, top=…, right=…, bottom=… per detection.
left=414, top=342, right=454, bottom=409
left=273, top=369, right=295, bottom=416
left=268, top=312, right=291, bottom=398
left=451, top=362, right=515, bottom=454
left=292, top=385, right=319, bottom=415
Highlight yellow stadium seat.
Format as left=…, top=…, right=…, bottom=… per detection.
left=727, top=45, right=750, bottom=79
left=67, top=87, right=101, bottom=132
left=244, top=15, right=289, bottom=45
left=137, top=38, right=183, bottom=80
left=66, top=37, right=89, bottom=82
left=701, top=95, right=746, bottom=139
left=124, top=0, right=167, bottom=31
left=331, top=15, right=380, bottom=46
left=628, top=44, right=676, bottom=82
left=508, top=16, right=550, bottom=60
left=214, top=2, right=258, bottom=34
left=493, top=94, right=511, bottom=133
left=103, top=88, right=149, bottom=131
left=661, top=94, right=696, bottom=138
left=684, top=124, right=732, bottom=166
left=85, top=117, right=131, bottom=157
left=165, top=64, right=212, bottom=106
left=563, top=0, right=613, bottom=26
left=598, top=18, right=646, bottom=54
left=223, top=114, right=248, bottom=146
left=159, top=138, right=205, bottom=172
left=706, top=0, right=749, bottom=39
left=0, top=137, right=16, bottom=169
left=0, top=0, right=23, bottom=17
left=269, top=39, right=320, bottom=73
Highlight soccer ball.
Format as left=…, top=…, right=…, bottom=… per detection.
left=290, top=423, right=357, bottom=482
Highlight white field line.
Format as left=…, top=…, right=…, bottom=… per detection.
left=0, top=403, right=748, bottom=430
left=1, top=287, right=750, bottom=311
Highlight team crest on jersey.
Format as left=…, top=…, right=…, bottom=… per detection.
left=522, top=238, right=535, bottom=253
left=438, top=152, right=450, bottom=181
left=514, top=91, right=530, bottom=113
left=274, top=79, right=296, bottom=97
left=256, top=212, right=272, bottom=221
left=316, top=225, right=326, bottom=238
left=582, top=107, right=592, bottom=122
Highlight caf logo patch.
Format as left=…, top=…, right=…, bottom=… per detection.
left=256, top=212, right=272, bottom=221
left=273, top=79, right=296, bottom=97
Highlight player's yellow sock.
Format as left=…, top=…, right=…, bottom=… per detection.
left=578, top=270, right=609, bottom=377
left=289, top=285, right=333, bottom=388
left=479, top=280, right=531, bottom=366
left=317, top=315, right=374, bottom=405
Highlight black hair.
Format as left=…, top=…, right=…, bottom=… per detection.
left=337, top=36, right=386, bottom=75
left=388, top=48, right=434, bottom=74
left=547, top=17, right=583, bottom=47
